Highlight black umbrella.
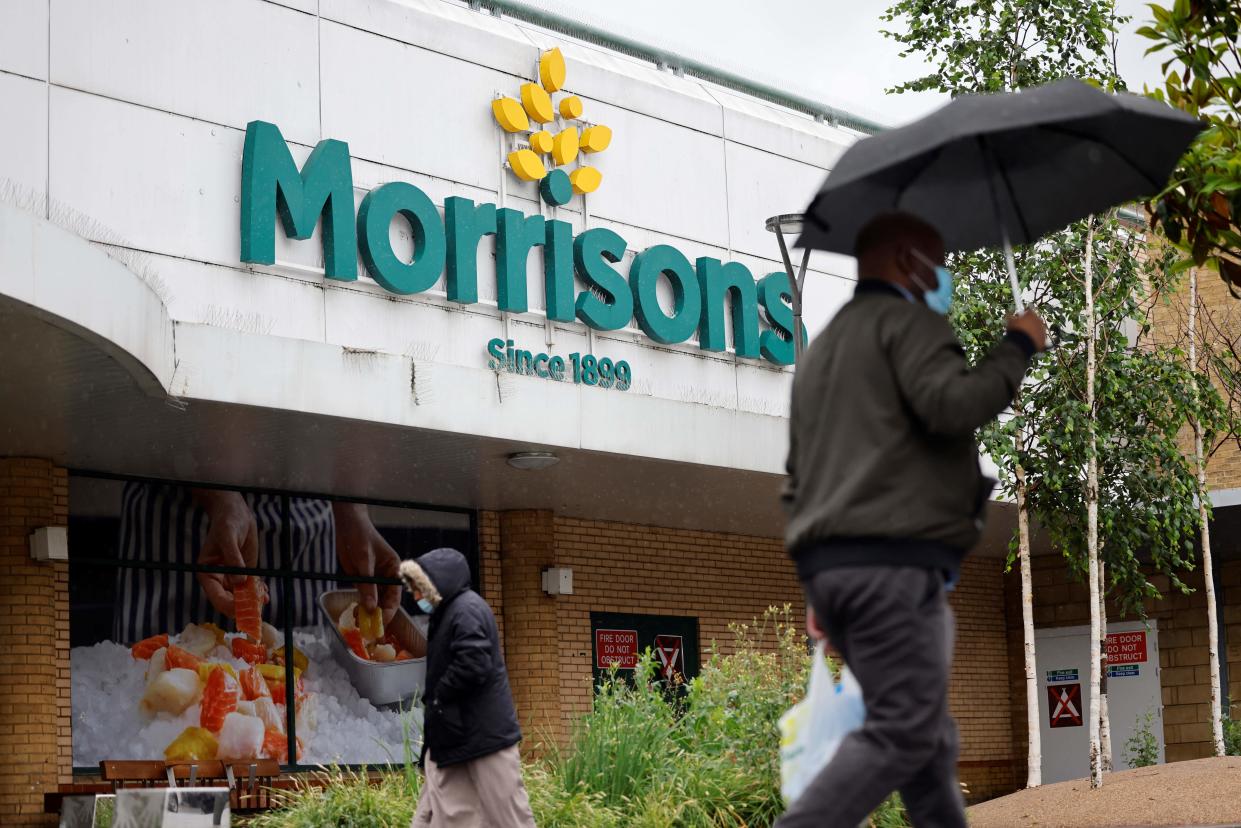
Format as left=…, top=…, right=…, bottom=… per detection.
left=797, top=79, right=1204, bottom=309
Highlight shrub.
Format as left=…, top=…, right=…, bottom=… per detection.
left=1225, top=709, right=1241, bottom=757
left=245, top=606, right=911, bottom=827
left=1124, top=710, right=1160, bottom=768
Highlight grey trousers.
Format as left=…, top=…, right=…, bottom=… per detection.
left=775, top=566, right=966, bottom=828
left=412, top=745, right=537, bottom=828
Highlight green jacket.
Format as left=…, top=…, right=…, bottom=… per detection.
left=783, top=280, right=1033, bottom=577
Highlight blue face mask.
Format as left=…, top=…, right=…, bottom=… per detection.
left=911, top=250, right=954, bottom=316
left=417, top=597, right=435, bottom=615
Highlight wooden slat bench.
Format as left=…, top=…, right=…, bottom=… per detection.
left=98, top=758, right=281, bottom=811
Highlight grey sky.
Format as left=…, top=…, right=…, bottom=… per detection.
left=513, top=0, right=1167, bottom=127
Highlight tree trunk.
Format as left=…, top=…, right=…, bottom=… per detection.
left=1016, top=457, right=1042, bottom=787
left=1099, top=558, right=1112, bottom=773
left=1086, top=220, right=1104, bottom=789
left=1190, top=269, right=1226, bottom=756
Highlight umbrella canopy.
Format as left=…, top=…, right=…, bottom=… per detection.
left=797, top=79, right=1204, bottom=257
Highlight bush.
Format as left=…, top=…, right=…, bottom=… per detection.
left=245, top=606, right=910, bottom=827
left=1225, top=709, right=1241, bottom=757
left=1123, top=710, right=1160, bottom=768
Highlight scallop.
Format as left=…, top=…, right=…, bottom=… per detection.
left=141, top=668, right=203, bottom=716
left=178, top=623, right=220, bottom=658
left=217, top=712, right=265, bottom=760
left=146, top=647, right=168, bottom=685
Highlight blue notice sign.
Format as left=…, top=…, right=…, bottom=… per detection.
left=1108, top=664, right=1139, bottom=678
left=1047, top=669, right=1079, bottom=683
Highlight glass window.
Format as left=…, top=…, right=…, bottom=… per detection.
left=68, top=474, right=475, bottom=770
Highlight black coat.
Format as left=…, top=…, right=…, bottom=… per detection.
left=418, top=548, right=521, bottom=766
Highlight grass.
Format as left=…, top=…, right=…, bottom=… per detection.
left=239, top=607, right=910, bottom=827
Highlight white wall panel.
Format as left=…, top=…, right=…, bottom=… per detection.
left=51, top=0, right=319, bottom=145
left=724, top=140, right=848, bottom=271
left=321, top=22, right=514, bottom=191
left=0, top=0, right=48, bottom=80
left=136, top=254, right=326, bottom=342
left=579, top=98, right=729, bottom=249
left=0, top=73, right=48, bottom=214
left=713, top=88, right=851, bottom=169
left=49, top=88, right=326, bottom=271
left=534, top=39, right=723, bottom=137
left=321, top=0, right=537, bottom=80
left=263, top=0, right=317, bottom=14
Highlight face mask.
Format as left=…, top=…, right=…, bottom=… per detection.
left=417, top=598, right=435, bottom=615
left=910, top=249, right=954, bottom=316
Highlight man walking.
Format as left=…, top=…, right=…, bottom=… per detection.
left=777, top=213, right=1046, bottom=827
left=401, top=548, right=536, bottom=828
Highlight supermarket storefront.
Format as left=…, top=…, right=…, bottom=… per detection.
left=3, top=0, right=1241, bottom=823
left=0, top=0, right=868, bottom=820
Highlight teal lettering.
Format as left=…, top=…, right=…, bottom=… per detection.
left=696, top=258, right=759, bottom=358
left=630, top=245, right=701, bottom=345
left=496, top=208, right=545, bottom=313
left=573, top=228, right=632, bottom=331
left=535, top=353, right=550, bottom=378
left=487, top=337, right=505, bottom=369
left=357, top=182, right=445, bottom=295
left=240, top=120, right=357, bottom=280
left=549, top=355, right=566, bottom=380
left=544, top=219, right=576, bottom=322
left=445, top=197, right=497, bottom=305
left=516, top=350, right=534, bottom=375
left=758, top=271, right=805, bottom=366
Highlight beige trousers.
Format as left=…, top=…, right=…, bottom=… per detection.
left=412, top=745, right=537, bottom=828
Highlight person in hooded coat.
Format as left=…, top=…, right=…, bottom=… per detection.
left=400, top=547, right=535, bottom=828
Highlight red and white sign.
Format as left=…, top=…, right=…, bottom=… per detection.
left=1048, top=683, right=1083, bottom=728
left=595, top=629, right=638, bottom=669
left=653, top=634, right=684, bottom=681
left=1106, top=631, right=1148, bottom=665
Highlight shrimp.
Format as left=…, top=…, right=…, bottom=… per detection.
left=131, top=633, right=169, bottom=660
left=261, top=728, right=288, bottom=763
left=239, top=666, right=271, bottom=701
left=233, top=576, right=268, bottom=642
left=199, top=665, right=240, bottom=733
left=231, top=636, right=267, bottom=665
left=165, top=644, right=203, bottom=672
left=342, top=628, right=370, bottom=661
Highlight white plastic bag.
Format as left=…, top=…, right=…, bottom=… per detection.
left=778, top=641, right=866, bottom=806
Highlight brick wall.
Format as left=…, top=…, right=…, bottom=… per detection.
left=948, top=556, right=1016, bottom=800
left=497, top=510, right=564, bottom=750
left=478, top=511, right=503, bottom=645
left=489, top=510, right=1013, bottom=802
left=0, top=459, right=69, bottom=826
left=549, top=516, right=804, bottom=737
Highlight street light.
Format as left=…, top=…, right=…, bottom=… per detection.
left=764, top=213, right=811, bottom=364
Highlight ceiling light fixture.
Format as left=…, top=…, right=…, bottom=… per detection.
left=507, top=451, right=559, bottom=471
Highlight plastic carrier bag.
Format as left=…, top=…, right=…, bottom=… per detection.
left=778, top=640, right=866, bottom=806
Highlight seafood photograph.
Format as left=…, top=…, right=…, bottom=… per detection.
left=67, top=478, right=464, bottom=769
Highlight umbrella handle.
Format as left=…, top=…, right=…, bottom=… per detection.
left=1000, top=226, right=1024, bottom=313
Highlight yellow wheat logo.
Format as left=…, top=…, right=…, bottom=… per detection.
left=492, top=48, right=612, bottom=206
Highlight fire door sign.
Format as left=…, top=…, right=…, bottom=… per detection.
left=1106, top=631, right=1148, bottom=665
left=595, top=629, right=639, bottom=669
left=589, top=612, right=700, bottom=688
left=1048, top=683, right=1083, bottom=728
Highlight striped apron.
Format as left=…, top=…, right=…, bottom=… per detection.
left=114, top=482, right=336, bottom=643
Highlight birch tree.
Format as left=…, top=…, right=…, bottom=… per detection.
left=1140, top=0, right=1241, bottom=757
left=882, top=0, right=1122, bottom=789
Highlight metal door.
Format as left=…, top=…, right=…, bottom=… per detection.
left=1035, top=621, right=1163, bottom=784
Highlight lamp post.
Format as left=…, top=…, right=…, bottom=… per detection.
left=765, top=213, right=810, bottom=364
